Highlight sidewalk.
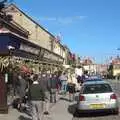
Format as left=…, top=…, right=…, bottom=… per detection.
left=0, top=106, right=31, bottom=120
left=0, top=94, right=62, bottom=120
left=0, top=103, right=59, bottom=120
left=45, top=93, right=76, bottom=120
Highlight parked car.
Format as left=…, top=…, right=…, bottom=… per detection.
left=76, top=81, right=119, bottom=115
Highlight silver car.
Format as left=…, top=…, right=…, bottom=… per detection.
left=76, top=81, right=119, bottom=114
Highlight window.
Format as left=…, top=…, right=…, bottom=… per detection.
left=83, top=84, right=112, bottom=94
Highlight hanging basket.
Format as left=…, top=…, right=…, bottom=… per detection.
left=0, top=56, right=9, bottom=72
left=20, top=65, right=32, bottom=74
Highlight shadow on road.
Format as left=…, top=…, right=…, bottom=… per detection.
left=74, top=112, right=114, bottom=118
left=68, top=103, right=116, bottom=118
left=68, top=103, right=77, bottom=115
left=18, top=115, right=32, bottom=120
left=19, top=109, right=32, bottom=117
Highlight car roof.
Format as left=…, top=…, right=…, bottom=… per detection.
left=89, top=75, right=101, bottom=78
left=85, top=78, right=103, bottom=81
left=83, top=80, right=109, bottom=85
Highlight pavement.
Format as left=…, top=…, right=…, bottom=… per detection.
left=48, top=94, right=75, bottom=120
left=0, top=94, right=66, bottom=120
left=0, top=106, right=31, bottom=120
left=0, top=93, right=76, bottom=120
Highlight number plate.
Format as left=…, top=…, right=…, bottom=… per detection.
left=90, top=104, right=105, bottom=109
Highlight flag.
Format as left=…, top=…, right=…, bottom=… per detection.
left=55, top=33, right=62, bottom=43
left=55, top=35, right=60, bottom=43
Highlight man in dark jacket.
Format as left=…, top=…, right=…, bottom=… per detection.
left=48, top=73, right=57, bottom=103
left=29, top=74, right=44, bottom=120
left=38, top=73, right=50, bottom=115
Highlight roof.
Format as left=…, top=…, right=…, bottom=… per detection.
left=112, top=58, right=120, bottom=65
left=5, top=4, right=56, bottom=39
left=83, top=80, right=109, bottom=85
left=5, top=4, right=66, bottom=49
left=82, top=58, right=93, bottom=65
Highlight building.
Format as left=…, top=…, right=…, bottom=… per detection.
left=4, top=4, right=66, bottom=59
left=82, top=58, right=97, bottom=74
left=111, top=57, right=120, bottom=77
left=0, top=3, right=70, bottom=113
left=0, top=4, right=66, bottom=68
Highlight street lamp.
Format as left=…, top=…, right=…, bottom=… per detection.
left=7, top=45, right=15, bottom=64
left=7, top=45, right=15, bottom=97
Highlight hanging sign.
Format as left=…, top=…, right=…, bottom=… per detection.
left=20, top=43, right=40, bottom=55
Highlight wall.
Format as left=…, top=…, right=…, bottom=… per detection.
left=113, top=64, right=120, bottom=76
left=113, top=69, right=120, bottom=76
left=83, top=64, right=97, bottom=74
left=53, top=41, right=65, bottom=59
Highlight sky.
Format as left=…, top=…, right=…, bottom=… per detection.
left=12, top=0, right=120, bottom=63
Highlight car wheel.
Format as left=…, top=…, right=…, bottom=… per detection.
left=73, top=108, right=80, bottom=117
left=113, top=108, right=119, bottom=115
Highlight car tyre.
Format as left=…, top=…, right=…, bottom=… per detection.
left=73, top=108, right=80, bottom=117
left=113, top=108, right=119, bottom=115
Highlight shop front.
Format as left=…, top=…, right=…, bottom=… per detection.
left=0, top=32, right=64, bottom=113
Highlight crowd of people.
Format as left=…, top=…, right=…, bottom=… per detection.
left=7, top=68, right=72, bottom=120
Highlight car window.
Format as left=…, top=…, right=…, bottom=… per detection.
left=82, top=84, right=112, bottom=94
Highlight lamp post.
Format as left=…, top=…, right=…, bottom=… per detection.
left=7, top=45, right=15, bottom=97
left=0, top=45, right=15, bottom=114
left=7, top=45, right=15, bottom=65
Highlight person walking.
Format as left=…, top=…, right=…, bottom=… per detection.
left=17, top=72, right=27, bottom=111
left=39, top=73, right=50, bottom=115
left=48, top=73, right=57, bottom=103
left=59, top=72, right=68, bottom=94
left=29, top=74, right=45, bottom=120
left=67, top=82, right=76, bottom=102
left=56, top=73, right=61, bottom=94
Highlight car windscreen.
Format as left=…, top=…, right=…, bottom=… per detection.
left=82, top=84, right=112, bottom=94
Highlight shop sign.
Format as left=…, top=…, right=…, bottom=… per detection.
left=20, top=43, right=40, bottom=55
left=43, top=50, right=59, bottom=61
left=59, top=58, right=64, bottom=62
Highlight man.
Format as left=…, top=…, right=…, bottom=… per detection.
left=17, top=72, right=27, bottom=111
left=67, top=82, right=76, bottom=102
left=48, top=73, right=57, bottom=103
left=59, top=72, right=68, bottom=94
left=39, top=73, right=50, bottom=115
left=29, top=74, right=45, bottom=120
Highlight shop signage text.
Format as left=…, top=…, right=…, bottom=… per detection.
left=20, top=43, right=40, bottom=55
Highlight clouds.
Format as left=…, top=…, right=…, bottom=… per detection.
left=39, top=16, right=87, bottom=25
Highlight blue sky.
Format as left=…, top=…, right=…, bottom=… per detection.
left=14, top=0, right=120, bottom=63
